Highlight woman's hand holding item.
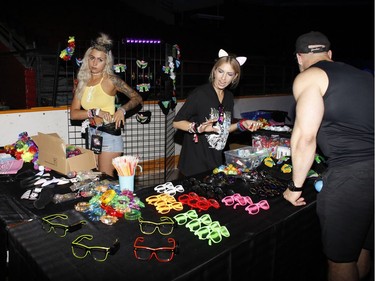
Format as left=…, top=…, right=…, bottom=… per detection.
left=237, top=119, right=262, bottom=132
left=243, top=120, right=262, bottom=131
left=113, top=109, right=125, bottom=129
left=199, top=119, right=220, bottom=134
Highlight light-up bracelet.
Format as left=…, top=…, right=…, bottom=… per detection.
left=75, top=202, right=90, bottom=212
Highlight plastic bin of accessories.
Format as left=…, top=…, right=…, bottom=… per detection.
left=240, top=110, right=290, bottom=122
left=224, top=146, right=270, bottom=170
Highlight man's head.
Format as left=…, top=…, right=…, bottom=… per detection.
left=295, top=31, right=330, bottom=54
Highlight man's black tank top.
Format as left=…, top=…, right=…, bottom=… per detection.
left=312, top=61, right=374, bottom=166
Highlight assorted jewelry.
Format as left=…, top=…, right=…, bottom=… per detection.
left=74, top=184, right=145, bottom=225
left=87, top=108, right=100, bottom=118
left=113, top=63, right=127, bottom=73
left=136, top=60, right=148, bottom=69
left=75, top=57, right=83, bottom=67
left=59, top=36, right=75, bottom=61
left=188, top=122, right=202, bottom=143
left=136, top=111, right=152, bottom=124
left=136, top=83, right=151, bottom=92
left=217, top=104, right=225, bottom=124
left=236, top=119, right=248, bottom=132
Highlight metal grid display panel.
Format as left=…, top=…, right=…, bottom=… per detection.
left=123, top=102, right=176, bottom=188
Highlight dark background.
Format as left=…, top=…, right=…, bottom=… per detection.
left=1, top=0, right=373, bottom=69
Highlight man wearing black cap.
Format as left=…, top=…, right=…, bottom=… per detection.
left=283, top=31, right=374, bottom=281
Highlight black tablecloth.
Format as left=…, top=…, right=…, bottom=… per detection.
left=0, top=164, right=327, bottom=281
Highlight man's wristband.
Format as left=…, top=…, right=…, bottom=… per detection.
left=288, top=181, right=303, bottom=192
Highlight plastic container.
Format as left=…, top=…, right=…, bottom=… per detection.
left=224, top=146, right=270, bottom=170
left=240, top=111, right=272, bottom=121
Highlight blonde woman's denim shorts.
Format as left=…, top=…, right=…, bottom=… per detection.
left=88, top=127, right=123, bottom=153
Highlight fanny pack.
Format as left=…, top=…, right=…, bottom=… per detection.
left=91, top=122, right=122, bottom=136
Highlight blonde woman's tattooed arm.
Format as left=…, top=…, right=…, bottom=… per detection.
left=111, top=75, right=143, bottom=111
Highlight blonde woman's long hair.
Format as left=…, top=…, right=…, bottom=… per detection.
left=208, top=55, right=242, bottom=89
left=75, top=33, right=115, bottom=100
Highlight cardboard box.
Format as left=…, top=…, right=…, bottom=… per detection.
left=32, top=132, right=96, bottom=175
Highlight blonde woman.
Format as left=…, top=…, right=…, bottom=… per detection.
left=70, top=33, right=142, bottom=177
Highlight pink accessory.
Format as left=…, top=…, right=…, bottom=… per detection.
left=0, top=159, right=24, bottom=174
left=245, top=200, right=270, bottom=215
left=218, top=49, right=247, bottom=66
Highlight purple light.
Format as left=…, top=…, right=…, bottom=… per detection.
left=124, top=38, right=161, bottom=44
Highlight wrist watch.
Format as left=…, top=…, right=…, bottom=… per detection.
left=288, top=181, right=303, bottom=192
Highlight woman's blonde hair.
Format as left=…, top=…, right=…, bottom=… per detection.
left=75, top=33, right=114, bottom=99
left=208, top=55, right=242, bottom=89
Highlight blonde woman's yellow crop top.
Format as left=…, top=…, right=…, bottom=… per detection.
left=81, top=78, right=115, bottom=114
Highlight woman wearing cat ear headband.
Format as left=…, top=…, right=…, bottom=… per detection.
left=173, top=49, right=262, bottom=177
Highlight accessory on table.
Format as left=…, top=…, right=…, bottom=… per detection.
left=138, top=216, right=175, bottom=235
left=41, top=213, right=86, bottom=237
left=185, top=213, right=212, bottom=232
left=244, top=200, right=270, bottom=215
left=221, top=193, right=254, bottom=209
left=154, top=181, right=184, bottom=196
left=133, top=236, right=177, bottom=262
left=194, top=220, right=230, bottom=245
left=145, top=193, right=183, bottom=214
left=71, top=234, right=120, bottom=262
left=173, top=209, right=199, bottom=225
left=177, top=192, right=220, bottom=212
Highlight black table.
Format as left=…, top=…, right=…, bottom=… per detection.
left=0, top=164, right=327, bottom=281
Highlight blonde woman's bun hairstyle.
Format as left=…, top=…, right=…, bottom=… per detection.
left=91, top=33, right=113, bottom=52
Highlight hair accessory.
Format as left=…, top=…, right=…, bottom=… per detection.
left=218, top=49, right=247, bottom=66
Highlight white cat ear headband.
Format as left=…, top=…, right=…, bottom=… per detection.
left=218, top=49, right=247, bottom=66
